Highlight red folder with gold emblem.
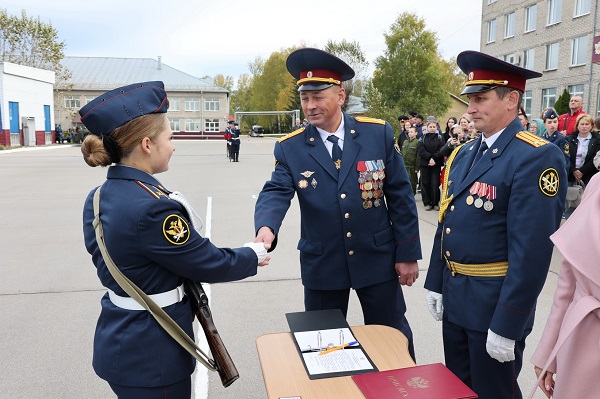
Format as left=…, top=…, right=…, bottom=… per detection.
left=352, top=363, right=478, bottom=398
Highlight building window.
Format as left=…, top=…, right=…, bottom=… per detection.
left=546, top=42, right=560, bottom=70
left=64, top=96, right=80, bottom=109
left=524, top=48, right=535, bottom=70
left=542, top=88, right=557, bottom=110
left=574, top=0, right=590, bottom=17
left=85, top=96, right=95, bottom=104
left=571, top=35, right=588, bottom=66
left=487, top=0, right=497, bottom=3
left=185, top=119, right=201, bottom=131
left=505, top=12, right=515, bottom=38
left=170, top=98, right=180, bottom=111
left=525, top=5, right=537, bottom=32
left=185, top=98, right=200, bottom=111
left=568, top=84, right=585, bottom=99
left=487, top=19, right=496, bottom=43
left=548, top=0, right=562, bottom=25
left=205, top=119, right=220, bottom=132
left=169, top=118, right=180, bottom=132
left=523, top=90, right=532, bottom=117
left=205, top=98, right=220, bottom=112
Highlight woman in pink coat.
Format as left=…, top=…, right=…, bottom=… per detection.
left=529, top=173, right=600, bottom=398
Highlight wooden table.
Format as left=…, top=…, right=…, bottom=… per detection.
left=256, top=325, right=416, bottom=398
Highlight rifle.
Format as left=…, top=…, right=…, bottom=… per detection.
left=184, top=280, right=239, bottom=387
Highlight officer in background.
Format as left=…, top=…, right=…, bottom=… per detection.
left=254, top=48, right=422, bottom=360
left=230, top=122, right=241, bottom=162
left=224, top=120, right=234, bottom=158
left=424, top=51, right=566, bottom=398
left=542, top=108, right=570, bottom=173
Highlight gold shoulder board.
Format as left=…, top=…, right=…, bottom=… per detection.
left=355, top=116, right=386, bottom=125
left=516, top=131, right=549, bottom=147
left=279, top=127, right=305, bottom=143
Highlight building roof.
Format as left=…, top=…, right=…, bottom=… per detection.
left=60, top=56, right=227, bottom=93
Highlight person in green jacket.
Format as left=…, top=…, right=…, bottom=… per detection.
left=402, top=126, right=420, bottom=194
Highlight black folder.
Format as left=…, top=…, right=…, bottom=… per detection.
left=285, top=309, right=378, bottom=379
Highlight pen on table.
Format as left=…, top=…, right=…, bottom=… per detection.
left=319, top=341, right=358, bottom=355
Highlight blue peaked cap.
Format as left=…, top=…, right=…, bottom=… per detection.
left=79, top=81, right=168, bottom=136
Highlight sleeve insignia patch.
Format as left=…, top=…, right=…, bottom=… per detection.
left=539, top=168, right=559, bottom=197
left=564, top=142, right=569, bottom=154
left=163, top=214, right=190, bottom=245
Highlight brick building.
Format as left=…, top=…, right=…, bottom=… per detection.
left=57, top=56, right=229, bottom=140
left=481, top=0, right=600, bottom=118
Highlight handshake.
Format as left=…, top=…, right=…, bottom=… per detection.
left=243, top=226, right=277, bottom=267
left=425, top=290, right=515, bottom=362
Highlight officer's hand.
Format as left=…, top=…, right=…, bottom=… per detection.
left=395, top=261, right=419, bottom=286
left=255, top=226, right=275, bottom=250
left=425, top=291, right=443, bottom=321
left=486, top=329, right=515, bottom=362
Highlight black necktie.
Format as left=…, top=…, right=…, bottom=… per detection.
left=327, top=135, right=343, bottom=170
left=470, top=140, right=488, bottom=170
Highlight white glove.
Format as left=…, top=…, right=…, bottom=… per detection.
left=425, top=291, right=443, bottom=321
left=486, top=329, right=515, bottom=362
left=244, top=242, right=267, bottom=263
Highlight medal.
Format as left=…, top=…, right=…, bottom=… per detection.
left=474, top=198, right=484, bottom=208
left=358, top=175, right=366, bottom=184
left=364, top=181, right=373, bottom=190
left=361, top=191, right=369, bottom=200
left=374, top=198, right=381, bottom=207
left=466, top=195, right=474, bottom=205
left=467, top=182, right=479, bottom=206
left=298, top=180, right=308, bottom=189
left=484, top=185, right=496, bottom=211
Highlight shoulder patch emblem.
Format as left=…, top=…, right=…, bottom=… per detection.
left=516, top=131, right=549, bottom=147
left=355, top=116, right=386, bottom=125
left=163, top=214, right=190, bottom=245
left=539, top=168, right=559, bottom=197
left=279, top=127, right=305, bottom=142
left=564, top=142, right=569, bottom=154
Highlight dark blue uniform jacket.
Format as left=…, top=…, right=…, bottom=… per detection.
left=83, top=165, right=257, bottom=387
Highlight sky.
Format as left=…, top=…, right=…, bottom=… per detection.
left=3, top=0, right=482, bottom=82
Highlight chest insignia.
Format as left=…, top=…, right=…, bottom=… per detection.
left=539, top=168, right=560, bottom=197
left=298, top=179, right=308, bottom=189
left=163, top=214, right=190, bottom=245
left=300, top=170, right=315, bottom=178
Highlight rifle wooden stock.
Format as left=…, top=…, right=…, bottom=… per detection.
left=184, top=280, right=239, bottom=387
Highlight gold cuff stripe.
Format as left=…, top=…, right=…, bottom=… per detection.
left=297, top=77, right=341, bottom=86
left=446, top=260, right=509, bottom=277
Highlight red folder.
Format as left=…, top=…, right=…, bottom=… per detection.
left=352, top=363, right=478, bottom=398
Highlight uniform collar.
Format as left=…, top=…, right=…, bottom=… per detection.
left=107, top=164, right=169, bottom=193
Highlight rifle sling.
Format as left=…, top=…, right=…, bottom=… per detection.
left=92, top=186, right=217, bottom=372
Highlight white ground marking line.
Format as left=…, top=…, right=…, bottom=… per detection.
left=194, top=197, right=212, bottom=398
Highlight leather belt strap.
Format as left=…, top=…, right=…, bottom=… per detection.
left=446, top=258, right=509, bottom=277
left=108, top=284, right=185, bottom=311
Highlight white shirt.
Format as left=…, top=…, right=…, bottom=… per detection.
left=317, top=118, right=345, bottom=157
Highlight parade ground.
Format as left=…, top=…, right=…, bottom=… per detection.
left=0, top=138, right=557, bottom=398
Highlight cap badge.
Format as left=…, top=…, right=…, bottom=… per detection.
left=468, top=72, right=474, bottom=81
left=307, top=71, right=313, bottom=78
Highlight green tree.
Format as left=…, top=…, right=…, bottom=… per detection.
left=0, top=9, right=70, bottom=82
left=324, top=39, right=368, bottom=100
left=368, top=12, right=451, bottom=120
left=213, top=74, right=234, bottom=91
left=554, top=88, right=570, bottom=116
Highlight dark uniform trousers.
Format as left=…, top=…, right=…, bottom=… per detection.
left=109, top=378, right=191, bottom=399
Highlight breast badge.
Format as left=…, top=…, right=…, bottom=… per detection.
left=298, top=179, right=309, bottom=189
left=163, top=214, right=190, bottom=245
left=539, top=168, right=559, bottom=197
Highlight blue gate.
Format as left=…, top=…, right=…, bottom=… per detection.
left=9, top=101, right=19, bottom=133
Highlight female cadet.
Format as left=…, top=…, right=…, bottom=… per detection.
left=80, top=81, right=268, bottom=399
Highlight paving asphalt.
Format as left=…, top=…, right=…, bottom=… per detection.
left=0, top=138, right=556, bottom=398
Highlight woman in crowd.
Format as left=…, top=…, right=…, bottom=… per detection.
left=417, top=120, right=445, bottom=211
left=466, top=121, right=480, bottom=140
left=79, top=81, right=268, bottom=398
left=443, top=117, right=458, bottom=141
left=530, top=172, right=600, bottom=399
left=458, top=116, right=470, bottom=134
left=568, top=113, right=600, bottom=185
left=529, top=118, right=546, bottom=137
left=543, top=109, right=570, bottom=171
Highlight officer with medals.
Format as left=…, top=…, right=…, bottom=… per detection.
left=254, top=48, right=422, bottom=360
left=542, top=108, right=570, bottom=173
left=79, top=81, right=268, bottom=398
left=424, top=51, right=566, bottom=399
